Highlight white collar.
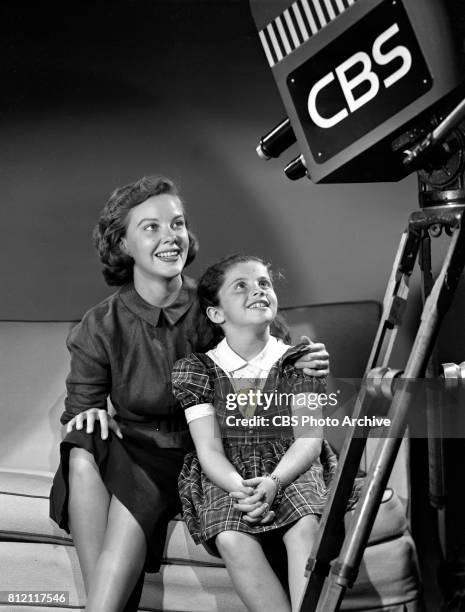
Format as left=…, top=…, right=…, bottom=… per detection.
left=207, top=335, right=290, bottom=375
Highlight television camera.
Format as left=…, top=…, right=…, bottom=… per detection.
left=249, top=1, right=465, bottom=610
left=251, top=0, right=465, bottom=183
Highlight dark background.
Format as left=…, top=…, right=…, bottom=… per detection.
left=1, top=0, right=423, bottom=324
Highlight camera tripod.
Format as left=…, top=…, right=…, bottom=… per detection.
left=299, top=105, right=465, bottom=611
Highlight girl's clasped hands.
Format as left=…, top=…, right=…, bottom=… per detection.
left=230, top=476, right=280, bottom=524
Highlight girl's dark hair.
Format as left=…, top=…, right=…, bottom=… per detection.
left=93, top=175, right=198, bottom=286
left=197, top=253, right=291, bottom=347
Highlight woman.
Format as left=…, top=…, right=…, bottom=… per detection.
left=49, top=175, right=329, bottom=612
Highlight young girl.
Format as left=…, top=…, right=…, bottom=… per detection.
left=172, top=254, right=337, bottom=612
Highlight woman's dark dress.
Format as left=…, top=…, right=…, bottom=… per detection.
left=49, top=277, right=208, bottom=572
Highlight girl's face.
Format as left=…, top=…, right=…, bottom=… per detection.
left=122, top=194, right=189, bottom=282
left=210, top=260, right=278, bottom=330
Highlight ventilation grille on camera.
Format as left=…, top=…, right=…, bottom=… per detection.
left=259, top=0, right=358, bottom=67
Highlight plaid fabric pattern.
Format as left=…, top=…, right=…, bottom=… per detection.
left=173, top=343, right=326, bottom=441
left=172, top=343, right=348, bottom=555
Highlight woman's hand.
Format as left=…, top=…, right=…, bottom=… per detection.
left=65, top=408, right=123, bottom=440
left=295, top=336, right=330, bottom=377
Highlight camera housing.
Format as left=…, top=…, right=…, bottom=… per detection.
left=250, top=0, right=465, bottom=183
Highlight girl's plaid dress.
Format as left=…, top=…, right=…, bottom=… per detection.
left=172, top=340, right=345, bottom=556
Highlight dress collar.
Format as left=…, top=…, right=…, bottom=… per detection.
left=207, top=335, right=290, bottom=374
left=118, top=275, right=197, bottom=327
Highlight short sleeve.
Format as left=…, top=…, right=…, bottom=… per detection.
left=171, top=354, right=214, bottom=409
left=61, top=317, right=110, bottom=425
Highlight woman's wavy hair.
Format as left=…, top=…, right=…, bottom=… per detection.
left=197, top=253, right=291, bottom=348
left=93, top=176, right=198, bottom=286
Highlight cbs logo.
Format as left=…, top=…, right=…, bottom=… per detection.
left=308, top=23, right=412, bottom=129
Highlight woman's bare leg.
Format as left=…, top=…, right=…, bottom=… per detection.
left=216, top=530, right=291, bottom=612
left=282, top=515, right=320, bottom=612
left=68, top=447, right=111, bottom=590
left=85, top=496, right=147, bottom=612
left=68, top=447, right=169, bottom=612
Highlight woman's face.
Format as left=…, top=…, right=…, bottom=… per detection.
left=211, top=260, right=278, bottom=330
left=122, top=194, right=189, bottom=282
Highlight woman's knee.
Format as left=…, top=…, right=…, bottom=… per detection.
left=69, top=447, right=100, bottom=482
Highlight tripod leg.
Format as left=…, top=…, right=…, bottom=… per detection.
left=418, top=233, right=447, bottom=515
left=298, top=228, right=421, bottom=611
left=417, top=232, right=447, bottom=564
left=299, top=391, right=372, bottom=610
left=315, top=389, right=416, bottom=612
left=367, top=229, right=421, bottom=368
left=315, top=214, right=465, bottom=612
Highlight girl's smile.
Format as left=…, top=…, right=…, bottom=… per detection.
left=246, top=297, right=271, bottom=309
left=209, top=261, right=278, bottom=329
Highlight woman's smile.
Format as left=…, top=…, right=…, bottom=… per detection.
left=153, top=247, right=182, bottom=262
left=123, top=194, right=189, bottom=281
